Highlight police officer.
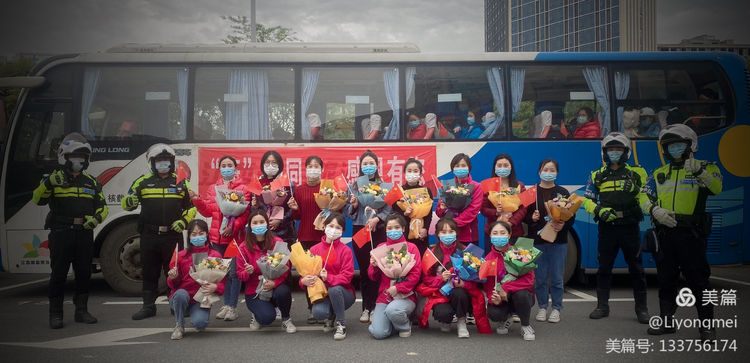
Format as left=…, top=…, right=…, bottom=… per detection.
left=32, top=132, right=108, bottom=329
left=122, top=143, right=196, bottom=320
left=583, top=132, right=649, bottom=324
left=640, top=124, right=722, bottom=341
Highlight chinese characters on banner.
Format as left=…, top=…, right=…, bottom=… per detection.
left=197, top=146, right=437, bottom=193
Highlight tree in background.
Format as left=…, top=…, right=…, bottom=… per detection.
left=221, top=16, right=300, bottom=44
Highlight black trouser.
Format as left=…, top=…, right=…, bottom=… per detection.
left=140, top=231, right=180, bottom=302
left=487, top=289, right=534, bottom=326
left=48, top=228, right=94, bottom=300
left=656, top=226, right=713, bottom=322
left=432, top=287, right=471, bottom=323
left=596, top=223, right=647, bottom=310
left=352, top=224, right=385, bottom=312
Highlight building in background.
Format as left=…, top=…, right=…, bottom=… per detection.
left=659, top=35, right=750, bottom=61
left=485, top=0, right=656, bottom=52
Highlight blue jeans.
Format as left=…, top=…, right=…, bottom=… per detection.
left=211, top=243, right=241, bottom=308
left=368, top=299, right=415, bottom=339
left=534, top=243, right=568, bottom=310
left=245, top=283, right=291, bottom=325
left=312, top=286, right=355, bottom=324
left=169, top=289, right=210, bottom=330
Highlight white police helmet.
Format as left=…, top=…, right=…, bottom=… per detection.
left=57, top=132, right=92, bottom=168
left=145, top=143, right=176, bottom=173
left=600, top=132, right=631, bottom=164
left=658, top=124, right=698, bottom=153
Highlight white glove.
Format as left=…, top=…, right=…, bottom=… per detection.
left=652, top=206, right=677, bottom=228
left=684, top=158, right=704, bottom=175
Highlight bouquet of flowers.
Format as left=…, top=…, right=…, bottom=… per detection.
left=448, top=243, right=485, bottom=282
left=289, top=242, right=327, bottom=303
left=254, top=242, right=291, bottom=301
left=370, top=242, right=417, bottom=301
left=487, top=186, right=522, bottom=222
left=395, top=188, right=434, bottom=239
left=261, top=186, right=289, bottom=221
left=190, top=256, right=231, bottom=308
left=501, top=237, right=541, bottom=284
left=215, top=186, right=249, bottom=235
left=539, top=193, right=583, bottom=242
left=313, top=180, right=348, bottom=230
left=441, top=180, right=474, bottom=218
left=355, top=175, right=393, bottom=212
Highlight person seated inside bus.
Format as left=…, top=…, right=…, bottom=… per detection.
left=364, top=114, right=382, bottom=140
left=686, top=88, right=722, bottom=133
left=435, top=113, right=457, bottom=140
left=406, top=113, right=427, bottom=140
left=117, top=120, right=136, bottom=139
left=423, top=112, right=436, bottom=139
left=308, top=113, right=323, bottom=140
left=531, top=110, right=567, bottom=139
left=621, top=108, right=641, bottom=139
left=571, top=107, right=601, bottom=138
left=457, top=111, right=483, bottom=139
left=637, top=107, right=661, bottom=138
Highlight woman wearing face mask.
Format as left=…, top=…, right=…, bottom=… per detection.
left=406, top=113, right=427, bottom=140
left=436, top=153, right=483, bottom=245
left=394, top=158, right=433, bottom=255
left=301, top=212, right=355, bottom=340
left=368, top=213, right=422, bottom=340
left=480, top=153, right=527, bottom=253
left=256, top=150, right=297, bottom=243
left=523, top=159, right=574, bottom=324
left=344, top=150, right=392, bottom=323
left=571, top=106, right=601, bottom=139
left=288, top=155, right=326, bottom=323
left=236, top=210, right=296, bottom=333
left=189, top=155, right=249, bottom=322
left=167, top=220, right=226, bottom=340
left=484, top=221, right=536, bottom=341
left=458, top=110, right=484, bottom=140
left=417, top=218, right=491, bottom=338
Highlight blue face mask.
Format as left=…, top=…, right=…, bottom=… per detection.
left=453, top=167, right=469, bottom=178
left=386, top=229, right=403, bottom=241
left=466, top=117, right=475, bottom=125
left=667, top=143, right=688, bottom=159
left=577, top=116, right=588, bottom=124
left=495, top=168, right=511, bottom=177
left=220, top=167, right=235, bottom=179
left=409, top=121, right=420, bottom=128
left=189, top=235, right=207, bottom=247
left=361, top=165, right=377, bottom=176
left=439, top=234, right=457, bottom=245
left=540, top=172, right=557, bottom=182
left=607, top=150, right=624, bottom=163
left=490, top=235, right=509, bottom=248
left=251, top=224, right=268, bottom=236
left=155, top=161, right=171, bottom=174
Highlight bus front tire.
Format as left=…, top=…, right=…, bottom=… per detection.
left=100, top=220, right=144, bottom=296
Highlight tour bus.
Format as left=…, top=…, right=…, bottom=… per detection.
left=1, top=43, right=747, bottom=295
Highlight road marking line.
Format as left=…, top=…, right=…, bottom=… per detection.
left=0, top=278, right=50, bottom=292
left=710, top=276, right=750, bottom=287
left=565, top=288, right=596, bottom=301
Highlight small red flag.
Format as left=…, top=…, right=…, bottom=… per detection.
left=479, top=258, right=499, bottom=279
left=246, top=177, right=263, bottom=195
left=424, top=175, right=443, bottom=197
left=352, top=225, right=372, bottom=248
left=383, top=185, right=404, bottom=205
left=333, top=175, right=349, bottom=193
left=223, top=240, right=241, bottom=258
left=481, top=177, right=502, bottom=194
left=421, top=248, right=439, bottom=274
left=321, top=242, right=337, bottom=268
left=168, top=244, right=179, bottom=269
left=519, top=185, right=538, bottom=207
left=270, top=173, right=290, bottom=191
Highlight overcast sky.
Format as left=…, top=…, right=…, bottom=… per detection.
left=0, top=0, right=748, bottom=56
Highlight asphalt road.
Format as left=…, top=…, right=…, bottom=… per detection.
left=0, top=268, right=748, bottom=363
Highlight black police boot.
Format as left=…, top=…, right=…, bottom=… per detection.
left=49, top=296, right=64, bottom=329
left=699, top=328, right=717, bottom=342
left=634, top=292, right=649, bottom=324
left=589, top=289, right=610, bottom=319
left=647, top=315, right=676, bottom=335
left=74, top=294, right=98, bottom=324
left=131, top=291, right=157, bottom=320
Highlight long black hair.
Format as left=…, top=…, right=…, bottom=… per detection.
left=245, top=209, right=274, bottom=251
left=186, top=219, right=210, bottom=254
left=491, top=153, right=519, bottom=188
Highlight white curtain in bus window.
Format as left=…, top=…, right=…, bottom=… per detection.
left=613, top=71, right=630, bottom=133
left=301, top=70, right=320, bottom=140
left=81, top=68, right=100, bottom=138
left=226, top=70, right=269, bottom=140
left=582, top=67, right=609, bottom=136
left=382, top=68, right=399, bottom=140
left=177, top=69, right=188, bottom=140
left=510, top=68, right=525, bottom=120
left=482, top=67, right=505, bottom=139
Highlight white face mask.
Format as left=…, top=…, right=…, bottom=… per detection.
left=306, top=168, right=321, bottom=180
left=264, top=164, right=279, bottom=177
left=404, top=172, right=420, bottom=184
left=69, top=157, right=85, bottom=172
left=325, top=227, right=342, bottom=241
left=155, top=160, right=171, bottom=174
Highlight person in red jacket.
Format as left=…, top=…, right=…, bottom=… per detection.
left=236, top=210, right=296, bottom=333
left=368, top=213, right=422, bottom=339
left=484, top=220, right=536, bottom=341
left=167, top=220, right=226, bottom=340
left=480, top=153, right=527, bottom=253
left=407, top=113, right=427, bottom=140
left=436, top=153, right=483, bottom=244
left=190, top=155, right=249, bottom=322
left=417, top=218, right=491, bottom=338
left=301, top=212, right=355, bottom=340
left=571, top=107, right=601, bottom=139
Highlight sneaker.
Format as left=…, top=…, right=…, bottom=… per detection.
left=223, top=306, right=238, bottom=321
left=248, top=314, right=260, bottom=331
left=440, top=322, right=451, bottom=333
left=333, top=322, right=347, bottom=340
left=323, top=320, right=334, bottom=333
left=398, top=327, right=411, bottom=338
left=451, top=315, right=458, bottom=323
left=359, top=309, right=371, bottom=323
left=307, top=310, right=318, bottom=324
left=216, top=305, right=229, bottom=320
left=548, top=309, right=560, bottom=323
left=457, top=318, right=469, bottom=338
left=521, top=325, right=535, bottom=341
left=512, top=313, right=520, bottom=323
left=282, top=318, right=297, bottom=333
left=466, top=313, right=475, bottom=325
left=535, top=308, right=547, bottom=322
left=170, top=324, right=184, bottom=340
left=497, top=317, right=513, bottom=335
